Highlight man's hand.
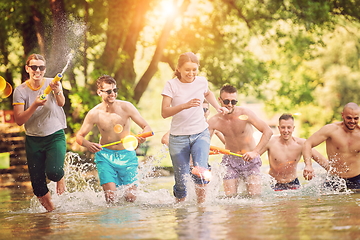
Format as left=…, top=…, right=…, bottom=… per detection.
left=303, top=165, right=315, bottom=180
left=217, top=107, right=229, bottom=115
left=242, top=151, right=259, bottom=161
left=85, top=142, right=102, bottom=153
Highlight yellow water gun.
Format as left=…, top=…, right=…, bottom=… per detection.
left=39, top=73, right=63, bottom=100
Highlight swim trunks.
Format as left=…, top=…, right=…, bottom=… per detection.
left=221, top=154, right=262, bottom=180
left=272, top=178, right=300, bottom=191
left=344, top=174, right=360, bottom=189
left=95, top=148, right=138, bottom=186
left=323, top=174, right=360, bottom=191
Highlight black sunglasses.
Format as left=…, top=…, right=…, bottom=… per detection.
left=100, top=88, right=118, bottom=94
left=28, top=65, right=46, bottom=71
left=203, top=108, right=209, bottom=113
left=221, top=98, right=238, bottom=105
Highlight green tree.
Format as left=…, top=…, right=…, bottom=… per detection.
left=1, top=0, right=360, bottom=141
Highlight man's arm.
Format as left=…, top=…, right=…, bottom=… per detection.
left=258, top=138, right=271, bottom=157
left=311, top=148, right=329, bottom=171
left=76, top=110, right=102, bottom=153
left=214, top=130, right=226, bottom=145
left=303, top=124, right=333, bottom=180
left=127, top=102, right=152, bottom=144
left=246, top=110, right=273, bottom=159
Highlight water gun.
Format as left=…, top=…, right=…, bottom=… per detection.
left=39, top=73, right=63, bottom=100
left=101, top=131, right=154, bottom=148
left=210, top=145, right=243, bottom=157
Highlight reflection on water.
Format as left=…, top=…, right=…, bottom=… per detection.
left=1, top=151, right=360, bottom=239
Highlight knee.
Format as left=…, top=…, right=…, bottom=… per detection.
left=46, top=169, right=64, bottom=182
left=173, top=185, right=187, bottom=199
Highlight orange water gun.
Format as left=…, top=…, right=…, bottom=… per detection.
left=101, top=131, right=154, bottom=148
left=210, top=145, right=243, bottom=157
left=39, top=73, right=63, bottom=100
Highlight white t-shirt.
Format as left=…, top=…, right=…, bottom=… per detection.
left=13, top=78, right=67, bottom=137
left=162, top=76, right=209, bottom=135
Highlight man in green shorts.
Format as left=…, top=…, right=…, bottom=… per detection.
left=76, top=75, right=152, bottom=203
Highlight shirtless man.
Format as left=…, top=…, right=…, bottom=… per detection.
left=260, top=114, right=328, bottom=191
left=208, top=84, right=273, bottom=197
left=303, top=102, right=360, bottom=190
left=76, top=75, right=152, bottom=203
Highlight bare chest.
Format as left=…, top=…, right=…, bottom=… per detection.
left=97, top=112, right=128, bottom=133
left=328, top=133, right=360, bottom=154
left=269, top=143, right=302, bottom=163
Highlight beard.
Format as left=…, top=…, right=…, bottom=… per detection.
left=345, top=122, right=356, bottom=130
left=226, top=106, right=235, bottom=114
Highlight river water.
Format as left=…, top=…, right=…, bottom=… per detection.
left=1, top=152, right=360, bottom=240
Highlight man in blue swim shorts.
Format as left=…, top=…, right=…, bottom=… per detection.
left=76, top=75, right=152, bottom=203
left=208, top=85, right=273, bottom=197
left=303, top=102, right=360, bottom=190
left=259, top=114, right=328, bottom=191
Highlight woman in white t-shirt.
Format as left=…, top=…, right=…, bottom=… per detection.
left=161, top=52, right=228, bottom=203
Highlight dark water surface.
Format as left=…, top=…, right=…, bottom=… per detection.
left=1, top=152, right=360, bottom=240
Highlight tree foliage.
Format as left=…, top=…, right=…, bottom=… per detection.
left=0, top=0, right=359, bottom=140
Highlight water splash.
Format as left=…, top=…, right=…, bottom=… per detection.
left=19, top=149, right=358, bottom=213
left=60, top=53, right=74, bottom=75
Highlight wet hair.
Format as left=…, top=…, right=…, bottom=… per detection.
left=26, top=54, right=46, bottom=66
left=174, top=52, right=199, bottom=79
left=279, top=113, right=294, bottom=122
left=220, top=84, right=237, bottom=95
left=96, top=75, right=117, bottom=89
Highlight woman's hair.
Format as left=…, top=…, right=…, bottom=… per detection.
left=26, top=54, right=46, bottom=66
left=174, top=52, right=199, bottom=79
left=96, top=75, right=117, bottom=89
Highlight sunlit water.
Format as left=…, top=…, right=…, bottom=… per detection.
left=1, top=149, right=360, bottom=240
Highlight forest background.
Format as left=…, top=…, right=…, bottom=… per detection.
left=1, top=0, right=360, bottom=165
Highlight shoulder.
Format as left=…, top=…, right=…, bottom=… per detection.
left=116, top=100, right=134, bottom=108
left=267, top=135, right=280, bottom=146
left=318, top=122, right=341, bottom=133
left=166, top=78, right=180, bottom=85
left=208, top=114, right=222, bottom=125
left=162, top=78, right=179, bottom=94
left=87, top=103, right=102, bottom=115
left=236, top=106, right=255, bottom=116
left=116, top=100, right=139, bottom=114
left=195, top=76, right=207, bottom=82
left=293, top=137, right=306, bottom=145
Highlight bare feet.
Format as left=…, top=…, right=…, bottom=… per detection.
left=103, top=182, right=116, bottom=204
left=125, top=185, right=137, bottom=202
left=196, top=184, right=206, bottom=204
left=38, top=192, right=55, bottom=212
left=56, top=177, right=66, bottom=195
left=105, top=190, right=116, bottom=204
left=176, top=197, right=186, bottom=203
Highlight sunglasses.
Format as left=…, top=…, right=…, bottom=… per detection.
left=100, top=88, right=118, bottom=94
left=28, top=65, right=46, bottom=71
left=203, top=107, right=209, bottom=113
left=221, top=98, right=238, bottom=105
